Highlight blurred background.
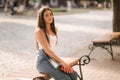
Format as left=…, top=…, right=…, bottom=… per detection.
left=0, top=0, right=112, bottom=15
left=1, top=0, right=120, bottom=80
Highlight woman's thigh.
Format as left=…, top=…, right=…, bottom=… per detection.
left=36, top=50, right=77, bottom=80
left=37, top=59, right=78, bottom=80
left=69, top=71, right=78, bottom=80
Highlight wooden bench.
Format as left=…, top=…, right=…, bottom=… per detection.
left=89, top=32, right=120, bottom=60
left=33, top=56, right=90, bottom=80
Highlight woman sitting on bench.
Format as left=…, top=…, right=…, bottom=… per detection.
left=34, top=6, right=77, bottom=80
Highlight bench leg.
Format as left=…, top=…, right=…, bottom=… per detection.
left=89, top=43, right=114, bottom=60
left=109, top=43, right=114, bottom=60
left=100, top=43, right=114, bottom=60
left=78, top=55, right=91, bottom=80
left=88, top=44, right=97, bottom=56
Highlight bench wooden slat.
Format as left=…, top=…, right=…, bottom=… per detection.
left=61, top=57, right=80, bottom=67
left=92, top=32, right=120, bottom=43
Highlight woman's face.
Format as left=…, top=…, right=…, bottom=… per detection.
left=43, top=10, right=53, bottom=24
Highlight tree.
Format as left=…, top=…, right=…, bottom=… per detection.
left=113, top=0, right=120, bottom=32
left=58, top=0, right=66, bottom=7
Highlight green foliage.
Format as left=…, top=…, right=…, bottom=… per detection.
left=52, top=8, right=67, bottom=12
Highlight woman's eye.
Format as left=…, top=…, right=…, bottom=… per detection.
left=45, top=13, right=53, bottom=17
left=45, top=14, right=48, bottom=17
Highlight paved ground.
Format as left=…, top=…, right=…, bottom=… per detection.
left=0, top=9, right=120, bottom=80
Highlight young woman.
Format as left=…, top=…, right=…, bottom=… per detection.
left=34, top=6, right=77, bottom=80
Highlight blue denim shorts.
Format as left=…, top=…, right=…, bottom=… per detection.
left=36, top=49, right=77, bottom=80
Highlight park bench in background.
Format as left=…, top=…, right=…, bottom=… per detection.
left=89, top=32, right=120, bottom=60
left=33, top=56, right=90, bottom=80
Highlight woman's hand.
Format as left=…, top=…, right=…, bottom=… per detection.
left=61, top=62, right=73, bottom=74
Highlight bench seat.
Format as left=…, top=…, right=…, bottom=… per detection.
left=61, top=57, right=80, bottom=67
left=92, top=32, right=120, bottom=43
left=89, top=32, right=120, bottom=60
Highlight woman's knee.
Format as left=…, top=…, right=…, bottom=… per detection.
left=57, top=71, right=78, bottom=80
left=61, top=71, right=78, bottom=80
left=73, top=71, right=78, bottom=76
left=69, top=71, right=78, bottom=80
left=60, top=76, right=71, bottom=80
left=54, top=72, right=71, bottom=80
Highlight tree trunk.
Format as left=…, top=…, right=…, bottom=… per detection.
left=58, top=0, right=66, bottom=7
left=113, top=0, right=120, bottom=32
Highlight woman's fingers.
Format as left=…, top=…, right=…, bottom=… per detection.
left=61, top=64, right=74, bottom=74
left=67, top=67, right=73, bottom=73
left=70, top=67, right=73, bottom=73
left=68, top=67, right=73, bottom=73
left=62, top=66, right=68, bottom=73
left=63, top=67, right=68, bottom=73
left=63, top=66, right=73, bottom=74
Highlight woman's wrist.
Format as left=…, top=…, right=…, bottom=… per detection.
left=60, top=61, right=69, bottom=67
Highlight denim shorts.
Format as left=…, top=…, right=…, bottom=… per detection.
left=36, top=49, right=77, bottom=80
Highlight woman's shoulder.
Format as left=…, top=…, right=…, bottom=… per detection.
left=35, top=28, right=44, bottom=35
left=55, top=27, right=58, bottom=32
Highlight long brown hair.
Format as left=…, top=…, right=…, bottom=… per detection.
left=36, top=6, right=57, bottom=50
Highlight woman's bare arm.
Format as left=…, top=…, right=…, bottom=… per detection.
left=35, top=28, right=73, bottom=73
left=35, top=29, right=67, bottom=65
